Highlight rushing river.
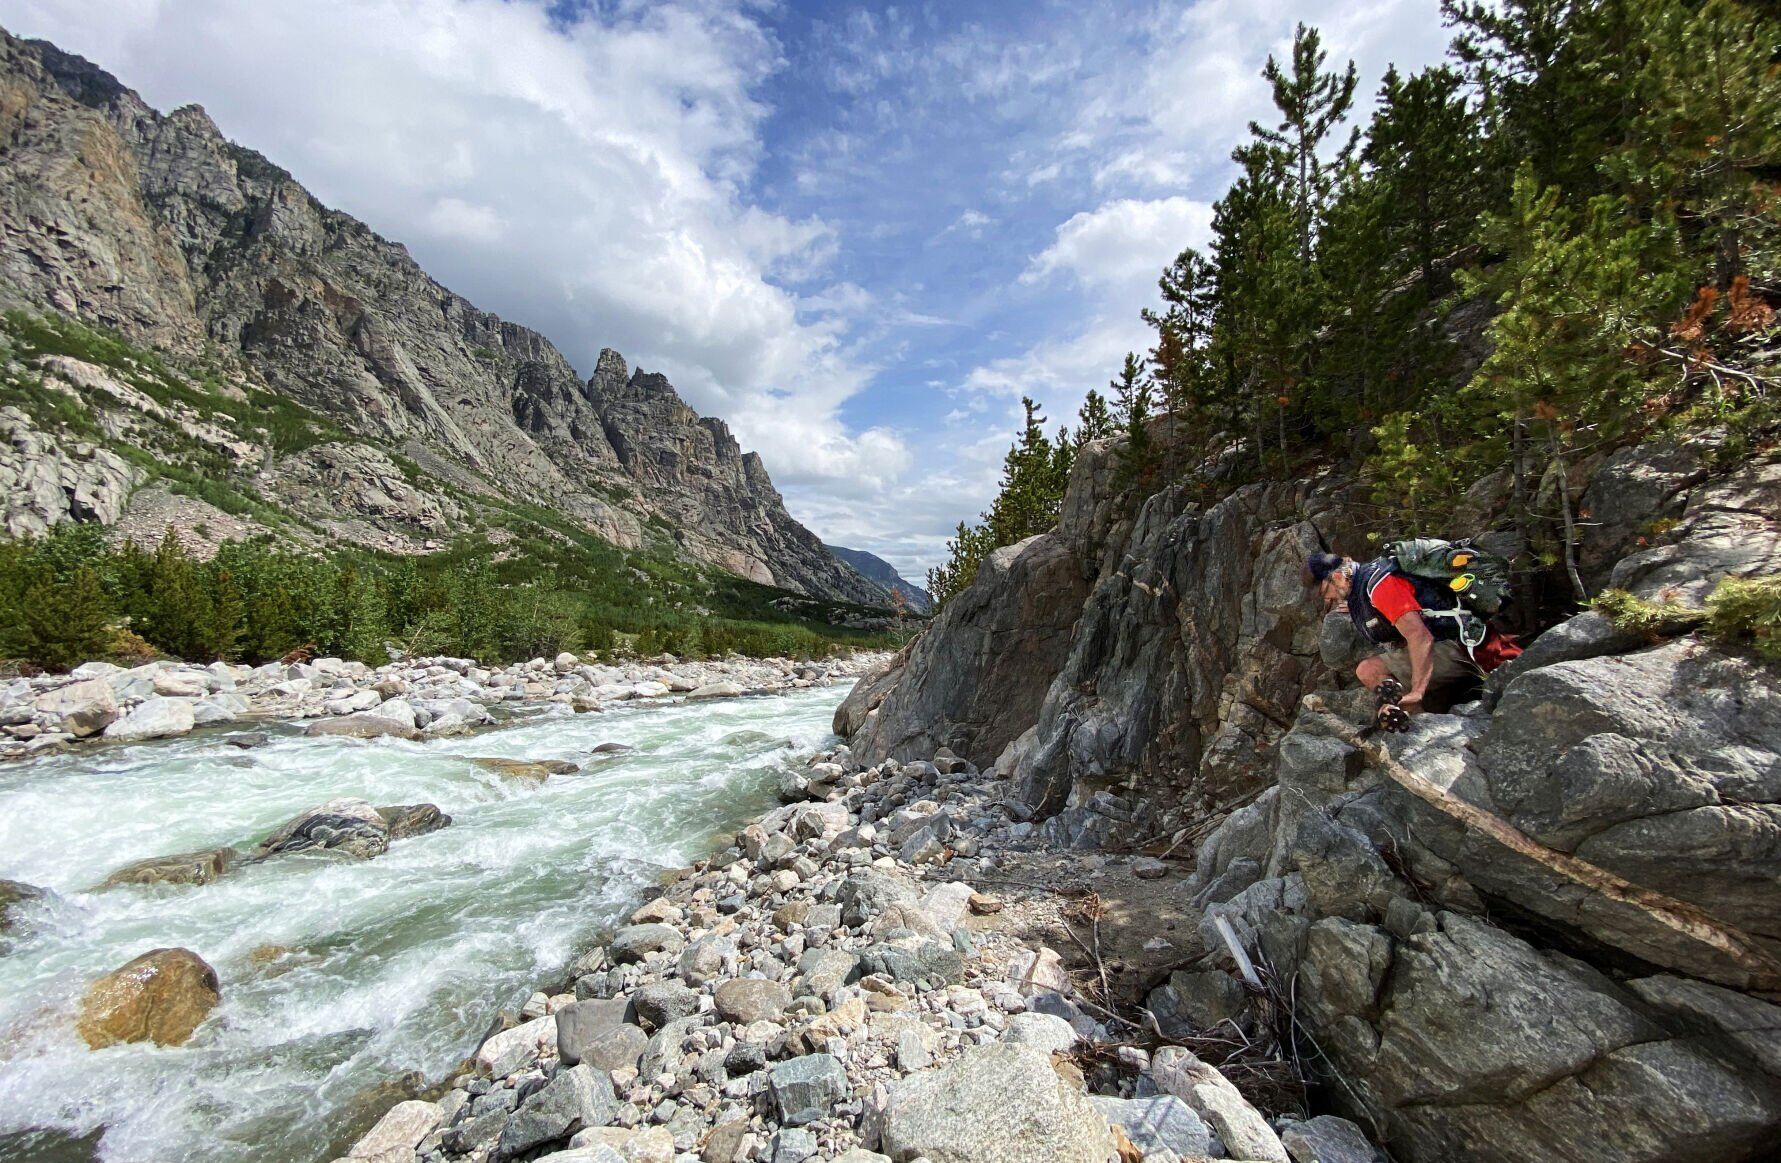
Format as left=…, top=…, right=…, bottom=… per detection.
left=0, top=685, right=847, bottom=1163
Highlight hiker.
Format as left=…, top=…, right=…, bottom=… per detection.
left=1308, top=540, right=1520, bottom=730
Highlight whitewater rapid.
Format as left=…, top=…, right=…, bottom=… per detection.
left=0, top=686, right=847, bottom=1163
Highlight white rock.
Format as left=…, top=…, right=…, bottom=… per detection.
left=103, top=697, right=196, bottom=742
left=918, top=881, right=976, bottom=931
left=152, top=671, right=207, bottom=698
left=475, top=1014, right=558, bottom=1078
left=347, top=1100, right=442, bottom=1158
left=686, top=681, right=745, bottom=700
left=1006, top=946, right=1072, bottom=996
left=33, top=677, right=118, bottom=737
left=1002, top=1012, right=1078, bottom=1054
left=1151, top=1046, right=1289, bottom=1163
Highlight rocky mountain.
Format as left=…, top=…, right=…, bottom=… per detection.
left=835, top=428, right=1781, bottom=1160
left=823, top=544, right=932, bottom=613
left=0, top=30, right=884, bottom=607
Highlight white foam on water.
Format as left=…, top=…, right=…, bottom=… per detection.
left=0, top=686, right=845, bottom=1162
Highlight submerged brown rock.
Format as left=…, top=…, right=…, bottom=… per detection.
left=77, top=947, right=220, bottom=1048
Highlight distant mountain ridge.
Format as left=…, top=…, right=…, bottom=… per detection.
left=0, top=29, right=885, bottom=607
left=825, top=544, right=931, bottom=614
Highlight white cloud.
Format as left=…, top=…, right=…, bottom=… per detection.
left=1022, top=197, right=1214, bottom=290
left=3, top=0, right=894, bottom=498
left=425, top=197, right=506, bottom=244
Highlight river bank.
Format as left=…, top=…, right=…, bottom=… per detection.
left=330, top=735, right=1375, bottom=1163
left=0, top=651, right=887, bottom=763
left=0, top=680, right=875, bottom=1163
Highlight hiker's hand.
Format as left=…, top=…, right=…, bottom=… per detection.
left=1400, top=693, right=1425, bottom=716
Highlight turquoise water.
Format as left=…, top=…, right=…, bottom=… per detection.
left=0, top=688, right=845, bottom=1163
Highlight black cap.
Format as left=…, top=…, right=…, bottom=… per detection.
left=1306, top=552, right=1345, bottom=583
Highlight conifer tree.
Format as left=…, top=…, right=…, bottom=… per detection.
left=22, top=566, right=110, bottom=672
left=1110, top=353, right=1155, bottom=480
left=1242, top=23, right=1360, bottom=266
left=1076, top=389, right=1114, bottom=445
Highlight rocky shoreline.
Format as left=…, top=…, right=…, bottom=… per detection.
left=330, top=738, right=1374, bottom=1163
left=0, top=651, right=887, bottom=764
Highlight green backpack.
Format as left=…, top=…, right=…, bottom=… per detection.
left=1387, top=537, right=1512, bottom=616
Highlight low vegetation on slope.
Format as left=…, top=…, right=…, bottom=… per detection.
left=930, top=0, right=1781, bottom=610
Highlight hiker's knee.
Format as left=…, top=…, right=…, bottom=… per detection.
left=1356, top=655, right=1389, bottom=690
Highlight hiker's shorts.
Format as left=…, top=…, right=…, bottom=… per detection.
left=1380, top=640, right=1484, bottom=713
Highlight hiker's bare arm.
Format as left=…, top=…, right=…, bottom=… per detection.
left=1394, top=611, right=1434, bottom=713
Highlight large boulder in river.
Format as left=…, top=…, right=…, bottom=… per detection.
left=77, top=947, right=220, bottom=1048
left=99, top=847, right=237, bottom=889
left=258, top=798, right=392, bottom=859
left=880, top=1043, right=1115, bottom=1162
left=102, top=697, right=195, bottom=742
left=0, top=879, right=45, bottom=935
left=376, top=803, right=451, bottom=840
left=471, top=757, right=552, bottom=782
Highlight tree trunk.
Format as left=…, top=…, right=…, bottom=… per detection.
left=1548, top=426, right=1587, bottom=602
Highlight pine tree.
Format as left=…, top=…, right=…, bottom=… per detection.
left=1076, top=389, right=1114, bottom=445
left=1142, top=247, right=1217, bottom=438
left=343, top=569, right=391, bottom=664
left=1109, top=353, right=1155, bottom=481
left=1441, top=164, right=1678, bottom=595
left=141, top=529, right=205, bottom=658
left=193, top=564, right=244, bottom=662
left=1364, top=65, right=1483, bottom=286
left=1242, top=23, right=1360, bottom=266
left=21, top=565, right=111, bottom=671
left=1607, top=0, right=1781, bottom=289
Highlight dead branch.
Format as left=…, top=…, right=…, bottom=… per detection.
left=1304, top=695, right=1781, bottom=998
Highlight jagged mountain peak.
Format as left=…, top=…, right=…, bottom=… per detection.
left=0, top=27, right=886, bottom=608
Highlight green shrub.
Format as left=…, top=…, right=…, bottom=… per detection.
left=1705, top=575, right=1781, bottom=659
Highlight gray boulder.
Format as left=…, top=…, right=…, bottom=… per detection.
left=769, top=1053, right=849, bottom=1126
left=98, top=847, right=236, bottom=889
left=880, top=1043, right=1115, bottom=1162
left=375, top=803, right=451, bottom=841
left=102, top=697, right=195, bottom=741
left=631, top=981, right=699, bottom=1030
left=1090, top=1095, right=1212, bottom=1159
left=1469, top=639, right=1781, bottom=988
left=554, top=997, right=628, bottom=1067
left=303, top=700, right=418, bottom=740
left=575, top=1023, right=648, bottom=1074
left=33, top=676, right=118, bottom=737
left=258, top=798, right=390, bottom=860
left=498, top=1063, right=619, bottom=1156
left=1280, top=1115, right=1376, bottom=1163
left=609, top=923, right=685, bottom=964
left=713, top=978, right=790, bottom=1024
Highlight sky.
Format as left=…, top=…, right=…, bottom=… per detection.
left=2, top=0, right=1454, bottom=582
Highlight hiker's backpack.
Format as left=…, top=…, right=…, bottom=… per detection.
left=1387, top=537, right=1512, bottom=615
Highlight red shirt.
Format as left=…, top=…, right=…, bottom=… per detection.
left=1367, top=574, right=1423, bottom=625
left=1365, top=573, right=1521, bottom=672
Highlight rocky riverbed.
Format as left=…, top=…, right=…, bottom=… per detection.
left=329, top=739, right=1376, bottom=1163
left=0, top=651, right=882, bottom=763
left=0, top=676, right=883, bottom=1163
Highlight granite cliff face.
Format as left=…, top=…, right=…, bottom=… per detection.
left=0, top=30, right=881, bottom=605
left=836, top=429, right=1781, bottom=1161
